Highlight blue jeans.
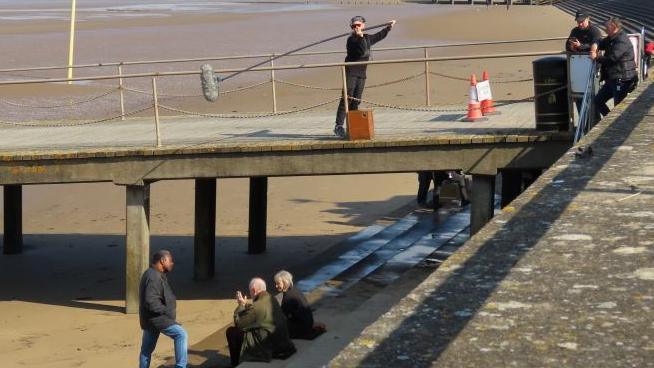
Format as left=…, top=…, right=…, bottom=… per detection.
left=139, top=324, right=188, bottom=368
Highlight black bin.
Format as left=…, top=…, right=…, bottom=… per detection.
left=533, top=56, right=569, bottom=131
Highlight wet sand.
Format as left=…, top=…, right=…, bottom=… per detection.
left=0, top=3, right=574, bottom=367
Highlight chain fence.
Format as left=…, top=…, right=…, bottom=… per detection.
left=158, top=96, right=341, bottom=119
left=0, top=104, right=153, bottom=128
left=122, top=79, right=270, bottom=98
left=0, top=88, right=119, bottom=109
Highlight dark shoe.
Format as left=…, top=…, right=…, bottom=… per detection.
left=460, top=199, right=470, bottom=207
left=333, top=125, right=346, bottom=139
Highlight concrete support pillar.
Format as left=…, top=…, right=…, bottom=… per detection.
left=194, top=179, right=216, bottom=280
left=125, top=184, right=150, bottom=314
left=501, top=170, right=523, bottom=208
left=248, top=177, right=268, bottom=254
left=3, top=185, right=23, bottom=255
left=470, top=174, right=495, bottom=236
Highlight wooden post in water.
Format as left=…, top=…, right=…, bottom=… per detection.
left=3, top=185, right=23, bottom=255
left=248, top=177, right=268, bottom=254
left=151, top=77, right=162, bottom=147
left=118, top=64, right=126, bottom=121
left=125, top=184, right=150, bottom=314
left=470, top=174, right=496, bottom=235
left=270, top=54, right=278, bottom=113
left=194, top=178, right=216, bottom=280
left=424, top=48, right=431, bottom=106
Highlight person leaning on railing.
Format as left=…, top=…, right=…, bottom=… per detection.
left=591, top=17, right=638, bottom=118
left=566, top=10, right=602, bottom=115
left=566, top=10, right=602, bottom=54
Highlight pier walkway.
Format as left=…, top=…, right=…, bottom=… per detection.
left=0, top=102, right=536, bottom=153
left=327, top=81, right=654, bottom=366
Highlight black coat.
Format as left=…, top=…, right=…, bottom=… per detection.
left=345, top=26, right=391, bottom=78
left=281, top=287, right=314, bottom=338
left=566, top=24, right=602, bottom=52
left=597, top=30, right=637, bottom=81
left=139, top=268, right=177, bottom=331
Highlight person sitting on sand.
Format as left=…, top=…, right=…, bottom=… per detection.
left=274, top=270, right=326, bottom=339
left=226, top=277, right=296, bottom=367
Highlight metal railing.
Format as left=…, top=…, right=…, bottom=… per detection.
left=0, top=48, right=566, bottom=147
left=574, top=61, right=597, bottom=143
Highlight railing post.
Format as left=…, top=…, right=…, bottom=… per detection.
left=341, top=65, right=349, bottom=129
left=424, top=48, right=431, bottom=107
left=118, top=64, right=126, bottom=121
left=151, top=76, right=162, bottom=147
left=270, top=54, right=277, bottom=113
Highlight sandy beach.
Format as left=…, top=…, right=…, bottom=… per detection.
left=0, top=2, right=575, bottom=367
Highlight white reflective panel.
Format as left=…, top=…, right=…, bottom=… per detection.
left=569, top=54, right=594, bottom=94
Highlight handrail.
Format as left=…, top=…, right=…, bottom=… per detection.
left=0, top=50, right=565, bottom=86
left=0, top=37, right=568, bottom=75
left=574, top=61, right=597, bottom=143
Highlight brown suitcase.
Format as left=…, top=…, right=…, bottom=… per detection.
left=347, top=109, right=374, bottom=140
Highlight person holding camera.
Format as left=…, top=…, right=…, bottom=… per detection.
left=566, top=10, right=602, bottom=54
left=225, top=278, right=296, bottom=367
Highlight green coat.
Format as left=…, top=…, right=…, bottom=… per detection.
left=234, top=291, right=296, bottom=362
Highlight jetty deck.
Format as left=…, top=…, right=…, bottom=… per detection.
left=0, top=102, right=538, bottom=154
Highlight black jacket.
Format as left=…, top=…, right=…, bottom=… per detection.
left=566, top=24, right=602, bottom=52
left=139, top=268, right=177, bottom=331
left=345, top=26, right=391, bottom=77
left=281, top=287, right=314, bottom=338
left=597, top=30, right=637, bottom=81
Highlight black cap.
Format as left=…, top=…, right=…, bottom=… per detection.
left=575, top=10, right=589, bottom=22
left=350, top=15, right=366, bottom=25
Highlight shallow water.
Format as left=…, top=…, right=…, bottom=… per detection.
left=0, top=0, right=335, bottom=21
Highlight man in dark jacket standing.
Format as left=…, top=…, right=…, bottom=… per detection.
left=226, top=277, right=295, bottom=366
left=566, top=10, right=602, bottom=54
left=591, top=17, right=637, bottom=117
left=333, top=16, right=396, bottom=138
left=139, top=250, right=188, bottom=368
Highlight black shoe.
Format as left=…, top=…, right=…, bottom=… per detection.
left=460, top=199, right=470, bottom=207
left=333, top=125, right=346, bottom=139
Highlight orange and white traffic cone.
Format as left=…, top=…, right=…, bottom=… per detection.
left=480, top=70, right=500, bottom=116
left=464, top=74, right=486, bottom=122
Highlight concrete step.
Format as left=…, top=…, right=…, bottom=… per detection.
left=295, top=214, right=421, bottom=294
left=240, top=206, right=473, bottom=368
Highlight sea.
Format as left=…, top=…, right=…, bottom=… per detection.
left=0, top=0, right=334, bottom=21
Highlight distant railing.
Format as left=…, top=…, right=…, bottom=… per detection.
left=0, top=37, right=567, bottom=76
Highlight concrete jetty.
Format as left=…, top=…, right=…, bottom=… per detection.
left=0, top=102, right=569, bottom=312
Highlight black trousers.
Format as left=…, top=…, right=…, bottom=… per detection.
left=417, top=171, right=448, bottom=209
left=226, top=326, right=244, bottom=367
left=595, top=78, right=632, bottom=117
left=335, top=75, right=366, bottom=126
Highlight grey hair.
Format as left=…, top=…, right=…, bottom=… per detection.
left=249, top=277, right=267, bottom=293
left=274, top=270, right=294, bottom=289
left=151, top=249, right=171, bottom=264
left=607, top=17, right=623, bottom=29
